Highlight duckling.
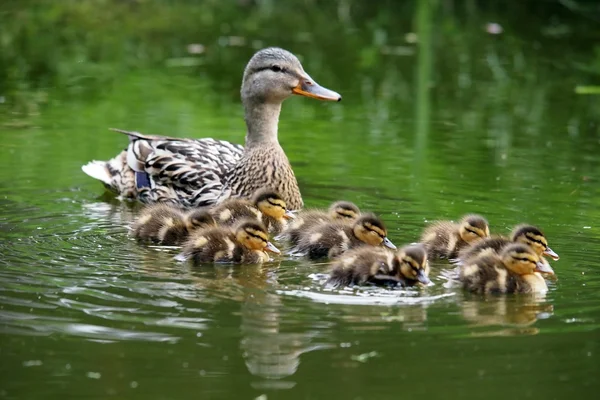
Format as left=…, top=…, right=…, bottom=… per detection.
left=456, top=224, right=559, bottom=264
left=326, top=244, right=431, bottom=288
left=281, top=200, right=361, bottom=245
left=179, top=219, right=280, bottom=264
left=131, top=204, right=216, bottom=245
left=292, top=213, right=396, bottom=260
left=420, top=214, right=490, bottom=259
left=460, top=243, right=555, bottom=294
left=209, top=189, right=294, bottom=234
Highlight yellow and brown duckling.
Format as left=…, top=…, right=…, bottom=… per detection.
left=280, top=200, right=361, bottom=245
left=131, top=204, right=216, bottom=245
left=178, top=219, right=280, bottom=264
left=292, top=213, right=396, bottom=260
left=420, top=214, right=490, bottom=259
left=326, top=244, right=431, bottom=288
left=209, top=188, right=294, bottom=234
left=456, top=224, right=559, bottom=264
left=460, top=243, right=555, bottom=294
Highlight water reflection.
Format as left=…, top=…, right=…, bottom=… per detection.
left=240, top=290, right=333, bottom=388
left=460, top=295, right=554, bottom=337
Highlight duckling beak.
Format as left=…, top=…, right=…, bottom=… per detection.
left=544, top=246, right=560, bottom=261
left=292, top=74, right=342, bottom=101
left=265, top=241, right=281, bottom=254
left=382, top=237, right=397, bottom=249
left=535, top=260, right=555, bottom=275
left=283, top=210, right=296, bottom=220
left=416, top=270, right=431, bottom=285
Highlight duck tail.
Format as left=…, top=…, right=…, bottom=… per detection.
left=81, top=160, right=112, bottom=185
left=81, top=150, right=136, bottom=198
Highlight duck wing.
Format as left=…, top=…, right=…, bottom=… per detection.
left=82, top=128, right=244, bottom=207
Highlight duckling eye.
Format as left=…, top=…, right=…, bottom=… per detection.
left=270, top=65, right=284, bottom=73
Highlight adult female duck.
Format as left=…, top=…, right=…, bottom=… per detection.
left=82, top=48, right=341, bottom=210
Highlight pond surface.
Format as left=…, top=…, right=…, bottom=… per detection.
left=1, top=2, right=600, bottom=399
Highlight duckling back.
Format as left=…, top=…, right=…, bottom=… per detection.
left=293, top=221, right=360, bottom=260
left=282, top=210, right=331, bottom=245
left=180, top=227, right=238, bottom=264
left=209, top=199, right=262, bottom=226
left=456, top=236, right=511, bottom=264
left=421, top=214, right=489, bottom=259
left=460, top=254, right=508, bottom=294
left=131, top=204, right=188, bottom=245
left=327, top=247, right=397, bottom=287
left=420, top=221, right=461, bottom=259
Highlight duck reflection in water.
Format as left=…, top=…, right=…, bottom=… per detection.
left=240, top=291, right=334, bottom=387
left=460, top=296, right=554, bottom=337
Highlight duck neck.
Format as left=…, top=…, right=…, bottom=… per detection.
left=243, top=99, right=282, bottom=148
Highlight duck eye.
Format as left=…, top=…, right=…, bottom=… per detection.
left=270, top=65, right=284, bottom=73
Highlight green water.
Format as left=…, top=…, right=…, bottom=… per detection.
left=1, top=1, right=600, bottom=399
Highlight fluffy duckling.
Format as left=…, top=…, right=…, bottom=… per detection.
left=420, top=214, right=490, bottom=259
left=456, top=224, right=559, bottom=264
left=179, top=219, right=280, bottom=264
left=460, top=243, right=555, bottom=294
left=281, top=200, right=361, bottom=245
left=132, top=204, right=216, bottom=245
left=210, top=189, right=294, bottom=234
left=292, top=213, right=396, bottom=260
left=326, top=244, right=431, bottom=288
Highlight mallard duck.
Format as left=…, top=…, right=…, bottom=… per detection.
left=326, top=244, right=431, bottom=288
left=292, top=213, right=396, bottom=260
left=209, top=188, right=294, bottom=234
left=81, top=47, right=341, bottom=209
left=280, top=200, right=361, bottom=245
left=179, top=219, right=280, bottom=264
left=420, top=214, right=490, bottom=259
left=460, top=243, right=555, bottom=294
left=456, top=224, right=559, bottom=264
left=131, top=204, right=215, bottom=245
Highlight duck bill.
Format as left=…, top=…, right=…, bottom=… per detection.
left=535, top=261, right=555, bottom=275
left=544, top=247, right=560, bottom=261
left=382, top=237, right=397, bottom=250
left=265, top=241, right=281, bottom=254
left=283, top=210, right=296, bottom=220
left=416, top=270, right=431, bottom=285
left=292, top=75, right=342, bottom=101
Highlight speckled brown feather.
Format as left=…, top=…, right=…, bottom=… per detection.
left=223, top=144, right=302, bottom=210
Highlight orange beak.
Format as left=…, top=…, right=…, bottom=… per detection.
left=292, top=75, right=341, bottom=101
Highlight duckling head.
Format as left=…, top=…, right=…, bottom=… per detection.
left=328, top=201, right=360, bottom=220
left=394, top=244, right=431, bottom=285
left=511, top=224, right=559, bottom=260
left=501, top=243, right=555, bottom=276
left=253, top=189, right=295, bottom=220
left=242, top=47, right=341, bottom=105
left=353, top=213, right=396, bottom=249
left=186, top=210, right=216, bottom=230
left=235, top=219, right=280, bottom=254
left=458, top=214, right=490, bottom=243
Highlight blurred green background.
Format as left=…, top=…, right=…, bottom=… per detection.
left=1, top=1, right=600, bottom=399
